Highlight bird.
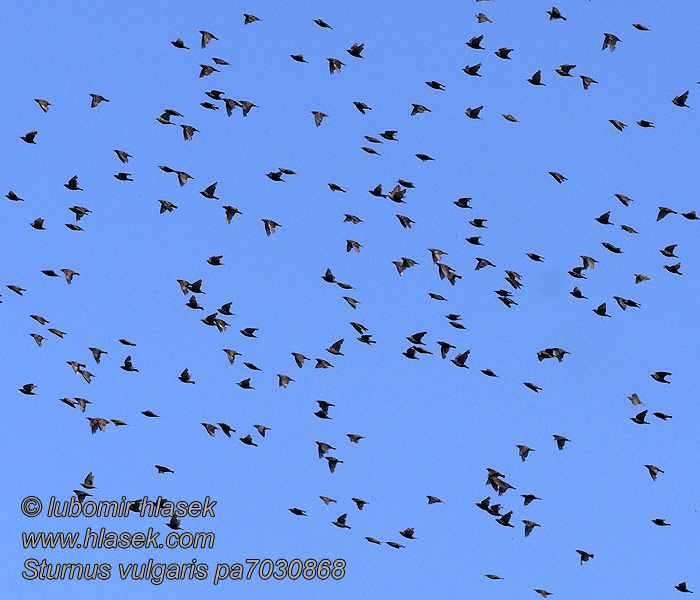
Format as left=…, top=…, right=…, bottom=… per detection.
left=676, top=582, right=693, bottom=593
left=347, top=434, right=364, bottom=443
left=581, top=254, right=598, bottom=269
left=239, top=434, right=257, bottom=446
left=223, top=205, right=242, bottom=223
left=113, top=150, right=132, bottom=164
left=218, top=423, right=235, bottom=437
left=664, top=262, right=683, bottom=275
left=29, top=333, right=45, bottom=347
left=652, top=518, right=671, bottom=526
left=580, top=75, right=598, bottom=90
left=289, top=352, right=310, bottom=369
left=411, top=104, right=431, bottom=116
left=289, top=508, right=307, bottom=516
left=34, top=98, right=52, bottom=112
left=549, top=171, right=566, bottom=183
left=21, top=130, right=37, bottom=144
left=81, top=472, right=97, bottom=489
left=276, top=374, right=294, bottom=388
left=609, top=119, right=627, bottom=131
left=522, top=494, right=541, bottom=506
left=496, top=511, right=514, bottom=527
left=523, top=520, right=541, bottom=537
left=316, top=441, right=336, bottom=459
left=427, top=496, right=443, bottom=504
left=171, top=38, right=189, bottom=49
left=243, top=13, right=261, bottom=24
left=73, top=490, right=92, bottom=503
left=615, top=193, right=633, bottom=206
left=602, top=242, right=623, bottom=254
left=178, top=369, right=195, bottom=384
left=251, top=425, right=270, bottom=438
left=466, top=106, right=483, bottom=119
left=602, top=33, right=621, bottom=51
left=19, top=383, right=37, bottom=395
left=553, top=435, right=570, bottom=450
left=463, top=64, right=482, bottom=77
left=657, top=206, right=677, bottom=221
left=628, top=393, right=644, bottom=406
left=353, top=101, right=371, bottom=114
left=346, top=43, right=364, bottom=58
left=311, top=111, right=328, bottom=127
left=466, top=35, right=484, bottom=49
left=262, top=219, right=281, bottom=236
left=317, top=399, right=334, bottom=414
left=672, top=91, right=690, bottom=107
left=547, top=7, right=566, bottom=20
left=630, top=410, right=650, bottom=425
left=556, top=64, right=576, bottom=76
left=180, top=125, right=198, bottom=141
left=89, top=94, right=109, bottom=108
left=651, top=371, right=672, bottom=383
left=396, top=215, right=414, bottom=229
left=314, top=18, right=332, bottom=29
left=326, top=456, right=343, bottom=473
left=495, top=47, right=512, bottom=59
left=166, top=516, right=182, bottom=530
left=120, top=356, right=138, bottom=372
left=64, top=175, right=83, bottom=191
left=200, top=30, right=219, bottom=48
left=517, top=445, right=534, bottom=461
left=332, top=514, right=351, bottom=529
left=399, top=527, right=418, bottom=539
left=645, top=464, right=664, bottom=481
left=238, top=100, right=258, bottom=117
left=352, top=498, right=368, bottom=510
left=577, top=550, right=594, bottom=564
left=199, top=63, right=220, bottom=77
left=327, top=58, right=345, bottom=74
left=201, top=423, right=218, bottom=437
left=593, top=303, right=611, bottom=317
left=528, top=70, right=546, bottom=86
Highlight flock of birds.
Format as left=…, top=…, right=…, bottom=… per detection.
left=8, top=3, right=698, bottom=596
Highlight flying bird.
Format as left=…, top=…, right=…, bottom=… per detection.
left=602, top=33, right=621, bottom=51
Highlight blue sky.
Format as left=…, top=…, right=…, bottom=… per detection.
left=3, top=0, right=699, bottom=598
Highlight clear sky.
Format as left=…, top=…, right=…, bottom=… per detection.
left=2, top=0, right=699, bottom=598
